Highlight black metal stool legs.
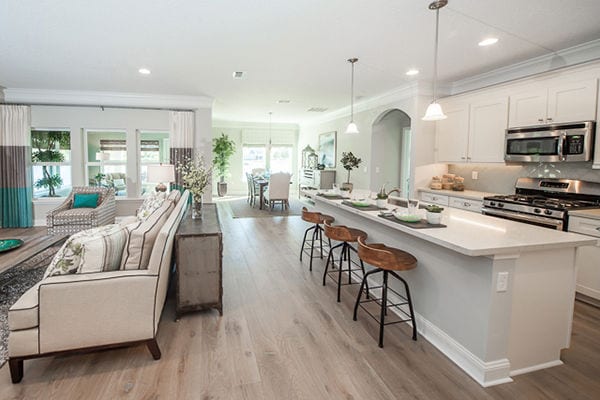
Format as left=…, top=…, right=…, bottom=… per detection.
left=390, top=271, right=417, bottom=341
left=353, top=269, right=380, bottom=321
left=300, top=225, right=315, bottom=262
left=323, top=242, right=344, bottom=286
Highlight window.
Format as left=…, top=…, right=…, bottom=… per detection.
left=242, top=146, right=266, bottom=177
left=269, top=145, right=293, bottom=174
left=139, top=132, right=170, bottom=195
left=31, top=130, right=71, bottom=198
left=86, top=131, right=127, bottom=196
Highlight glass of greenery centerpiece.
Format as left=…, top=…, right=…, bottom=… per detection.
left=340, top=151, right=362, bottom=192
left=376, top=184, right=389, bottom=209
left=176, top=154, right=212, bottom=219
left=212, top=133, right=236, bottom=197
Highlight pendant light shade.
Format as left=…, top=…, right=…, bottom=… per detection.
left=345, top=58, right=359, bottom=134
left=422, top=0, right=448, bottom=121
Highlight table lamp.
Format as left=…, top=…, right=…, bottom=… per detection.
left=147, top=164, right=175, bottom=192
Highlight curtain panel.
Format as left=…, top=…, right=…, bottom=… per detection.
left=0, top=105, right=33, bottom=227
left=169, top=111, right=195, bottom=192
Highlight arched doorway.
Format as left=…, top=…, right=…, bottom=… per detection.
left=370, top=109, right=411, bottom=194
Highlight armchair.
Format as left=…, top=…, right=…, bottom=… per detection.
left=46, top=186, right=116, bottom=235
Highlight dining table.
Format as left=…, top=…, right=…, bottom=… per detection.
left=254, top=178, right=269, bottom=210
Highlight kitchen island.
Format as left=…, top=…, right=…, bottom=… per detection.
left=304, top=190, right=598, bottom=387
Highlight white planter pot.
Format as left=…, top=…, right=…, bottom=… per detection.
left=376, top=199, right=388, bottom=209
left=426, top=211, right=442, bottom=224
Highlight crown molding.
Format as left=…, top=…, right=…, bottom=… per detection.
left=2, top=88, right=214, bottom=110
left=450, top=39, right=600, bottom=95
left=301, top=82, right=420, bottom=127
left=213, top=119, right=299, bottom=130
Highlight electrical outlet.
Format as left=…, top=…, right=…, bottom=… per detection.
left=472, top=171, right=479, bottom=180
left=375, top=167, right=380, bottom=173
left=496, top=272, right=509, bottom=292
left=363, top=166, right=368, bottom=173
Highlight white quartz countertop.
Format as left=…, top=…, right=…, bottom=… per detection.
left=418, top=187, right=498, bottom=201
left=569, top=208, right=600, bottom=220
left=306, top=190, right=597, bottom=257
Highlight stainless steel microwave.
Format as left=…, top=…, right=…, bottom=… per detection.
left=504, top=121, right=595, bottom=162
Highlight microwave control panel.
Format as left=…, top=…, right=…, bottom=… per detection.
left=565, top=135, right=584, bottom=155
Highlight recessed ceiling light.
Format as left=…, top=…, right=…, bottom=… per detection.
left=478, top=38, right=498, bottom=47
left=138, top=68, right=151, bottom=75
left=232, top=71, right=245, bottom=79
left=406, top=69, right=419, bottom=76
left=277, top=99, right=291, bottom=104
left=307, top=107, right=328, bottom=112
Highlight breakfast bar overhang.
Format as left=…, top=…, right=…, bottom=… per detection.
left=306, top=191, right=598, bottom=387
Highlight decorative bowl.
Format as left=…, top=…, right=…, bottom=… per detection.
left=351, top=200, right=371, bottom=207
left=322, top=191, right=340, bottom=197
left=393, top=213, right=421, bottom=222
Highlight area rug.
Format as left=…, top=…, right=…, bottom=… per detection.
left=0, top=242, right=63, bottom=367
left=221, top=196, right=306, bottom=218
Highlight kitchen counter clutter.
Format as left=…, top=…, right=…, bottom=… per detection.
left=304, top=189, right=597, bottom=387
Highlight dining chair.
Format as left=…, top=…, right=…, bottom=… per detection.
left=246, top=173, right=260, bottom=206
left=264, top=172, right=291, bottom=210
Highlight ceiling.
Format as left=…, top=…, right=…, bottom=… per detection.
left=1, top=0, right=600, bottom=123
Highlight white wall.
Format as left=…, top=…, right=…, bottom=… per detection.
left=212, top=120, right=299, bottom=195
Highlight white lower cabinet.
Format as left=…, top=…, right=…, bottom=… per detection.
left=569, top=216, right=600, bottom=301
left=420, top=192, right=449, bottom=206
left=449, top=197, right=483, bottom=212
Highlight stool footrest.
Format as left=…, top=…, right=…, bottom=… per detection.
left=325, top=268, right=364, bottom=287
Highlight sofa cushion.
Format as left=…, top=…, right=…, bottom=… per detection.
left=167, top=189, right=181, bottom=203
left=44, top=223, right=131, bottom=278
left=73, top=193, right=99, bottom=208
left=8, top=282, right=42, bottom=331
left=121, top=199, right=175, bottom=270
left=137, top=191, right=167, bottom=221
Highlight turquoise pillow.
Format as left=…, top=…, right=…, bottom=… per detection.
left=73, top=193, right=99, bottom=208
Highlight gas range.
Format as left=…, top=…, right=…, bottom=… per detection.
left=482, top=178, right=600, bottom=230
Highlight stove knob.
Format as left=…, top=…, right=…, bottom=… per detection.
left=498, top=203, right=504, bottom=208
left=544, top=209, right=552, bottom=215
left=534, top=208, right=541, bottom=214
left=490, top=201, right=496, bottom=207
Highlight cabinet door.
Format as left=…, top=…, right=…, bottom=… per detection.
left=508, top=89, right=547, bottom=127
left=547, top=78, right=598, bottom=123
left=436, top=102, right=470, bottom=163
left=468, top=96, right=508, bottom=162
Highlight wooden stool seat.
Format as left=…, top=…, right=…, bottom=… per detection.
left=322, top=221, right=369, bottom=302
left=354, top=236, right=418, bottom=347
left=300, top=207, right=334, bottom=271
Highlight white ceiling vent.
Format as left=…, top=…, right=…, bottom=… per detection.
left=307, top=107, right=328, bottom=112
left=232, top=71, right=245, bottom=79
left=277, top=99, right=291, bottom=104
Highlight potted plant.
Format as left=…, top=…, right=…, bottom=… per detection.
left=340, top=151, right=362, bottom=192
left=176, top=154, right=213, bottom=219
left=31, top=131, right=69, bottom=197
left=376, top=184, right=388, bottom=209
left=425, top=204, right=444, bottom=224
left=212, top=133, right=236, bottom=197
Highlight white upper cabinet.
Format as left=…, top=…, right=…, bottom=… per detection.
left=508, top=78, right=598, bottom=127
left=468, top=96, right=509, bottom=162
left=436, top=101, right=470, bottom=163
left=508, top=89, right=547, bottom=127
left=547, top=79, right=598, bottom=123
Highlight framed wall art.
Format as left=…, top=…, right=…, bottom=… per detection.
left=318, top=131, right=337, bottom=168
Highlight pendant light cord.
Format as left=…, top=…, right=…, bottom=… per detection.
left=432, top=8, right=439, bottom=102
left=350, top=61, right=355, bottom=122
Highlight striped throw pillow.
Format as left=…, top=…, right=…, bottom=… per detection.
left=44, top=223, right=131, bottom=277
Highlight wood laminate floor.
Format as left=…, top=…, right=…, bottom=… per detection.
left=0, top=211, right=599, bottom=399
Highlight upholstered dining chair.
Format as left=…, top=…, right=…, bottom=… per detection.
left=46, top=186, right=116, bottom=235
left=263, top=172, right=291, bottom=210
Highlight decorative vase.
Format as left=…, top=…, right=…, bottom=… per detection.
left=341, top=182, right=353, bottom=192
left=217, top=182, right=228, bottom=197
left=191, top=196, right=203, bottom=219
left=376, top=198, right=388, bottom=209
left=426, top=211, right=442, bottom=225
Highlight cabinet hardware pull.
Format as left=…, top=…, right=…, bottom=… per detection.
left=538, top=118, right=544, bottom=122
left=546, top=117, right=553, bottom=122
left=596, top=227, right=600, bottom=231
left=461, top=157, right=466, bottom=160
left=464, top=202, right=470, bottom=207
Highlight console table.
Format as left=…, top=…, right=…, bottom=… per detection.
left=175, top=204, right=223, bottom=318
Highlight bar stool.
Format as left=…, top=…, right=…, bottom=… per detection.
left=322, top=220, right=369, bottom=302
left=354, top=236, right=417, bottom=348
left=300, top=207, right=335, bottom=271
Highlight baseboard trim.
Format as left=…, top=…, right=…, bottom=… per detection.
left=510, top=360, right=563, bottom=377
left=360, top=273, right=513, bottom=387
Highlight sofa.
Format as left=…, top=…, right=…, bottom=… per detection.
left=7, top=190, right=190, bottom=383
left=46, top=186, right=116, bottom=235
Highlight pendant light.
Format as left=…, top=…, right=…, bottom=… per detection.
left=422, top=0, right=448, bottom=121
left=345, top=58, right=359, bottom=134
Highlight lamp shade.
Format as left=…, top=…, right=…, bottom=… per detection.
left=422, top=102, right=447, bottom=121
left=345, top=122, right=359, bottom=135
left=147, top=164, right=175, bottom=183
left=95, top=152, right=110, bottom=161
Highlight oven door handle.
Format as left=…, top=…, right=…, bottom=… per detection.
left=482, top=207, right=564, bottom=229
left=557, top=131, right=566, bottom=161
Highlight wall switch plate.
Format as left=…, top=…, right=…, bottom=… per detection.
left=375, top=167, right=380, bottom=173
left=472, top=171, right=479, bottom=180
left=363, top=166, right=368, bottom=173
left=496, top=271, right=509, bottom=292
